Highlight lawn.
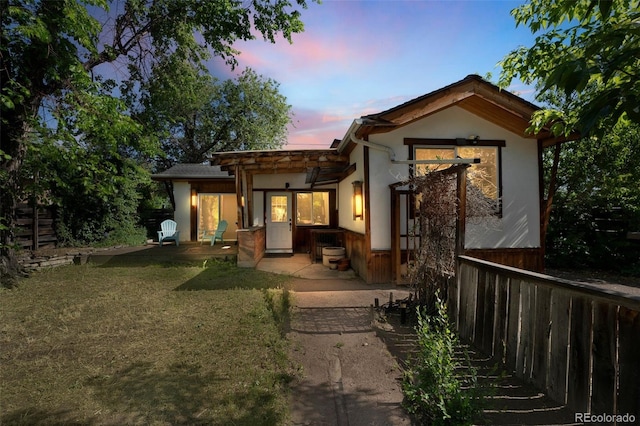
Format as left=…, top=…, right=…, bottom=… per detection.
left=0, top=260, right=296, bottom=425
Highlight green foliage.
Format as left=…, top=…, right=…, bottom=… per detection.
left=2, top=0, right=314, bottom=270
left=545, top=122, right=640, bottom=273
left=499, top=0, right=640, bottom=137
left=132, top=58, right=291, bottom=166
left=402, top=298, right=482, bottom=425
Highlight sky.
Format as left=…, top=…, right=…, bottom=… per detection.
left=206, top=0, right=539, bottom=150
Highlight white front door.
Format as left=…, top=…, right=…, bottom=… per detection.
left=266, top=192, right=292, bottom=253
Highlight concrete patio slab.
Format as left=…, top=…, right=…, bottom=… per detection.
left=256, top=253, right=358, bottom=280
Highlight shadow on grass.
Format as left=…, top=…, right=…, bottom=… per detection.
left=174, top=263, right=289, bottom=291
left=1, top=361, right=285, bottom=426
left=89, top=244, right=237, bottom=269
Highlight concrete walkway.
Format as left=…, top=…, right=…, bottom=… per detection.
left=258, top=255, right=412, bottom=425
left=258, top=254, right=579, bottom=426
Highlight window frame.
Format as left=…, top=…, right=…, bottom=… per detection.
left=405, top=138, right=504, bottom=214
left=295, top=191, right=331, bottom=226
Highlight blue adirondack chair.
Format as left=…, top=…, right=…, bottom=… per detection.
left=202, top=220, right=228, bottom=246
left=158, top=219, right=180, bottom=246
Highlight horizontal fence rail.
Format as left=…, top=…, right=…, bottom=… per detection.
left=450, top=256, right=640, bottom=418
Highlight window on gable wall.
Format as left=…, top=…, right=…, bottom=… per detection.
left=296, top=192, right=330, bottom=225
left=415, top=146, right=500, bottom=208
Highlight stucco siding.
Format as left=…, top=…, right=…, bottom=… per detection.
left=364, top=106, right=541, bottom=250
left=340, top=144, right=366, bottom=234
left=173, top=182, right=191, bottom=242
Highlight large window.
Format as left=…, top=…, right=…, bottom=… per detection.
left=296, top=192, right=329, bottom=225
left=415, top=146, right=500, bottom=201
left=198, top=194, right=220, bottom=240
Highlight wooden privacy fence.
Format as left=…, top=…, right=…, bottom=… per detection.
left=450, top=255, right=640, bottom=418
left=15, top=203, right=57, bottom=250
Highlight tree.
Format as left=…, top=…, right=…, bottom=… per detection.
left=133, top=58, right=292, bottom=209
left=140, top=60, right=291, bottom=164
left=499, top=0, right=640, bottom=137
left=544, top=122, right=640, bottom=272
left=1, top=0, right=314, bottom=285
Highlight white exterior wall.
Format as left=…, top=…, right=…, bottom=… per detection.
left=339, top=144, right=366, bottom=234
left=173, top=181, right=191, bottom=242
left=252, top=190, right=264, bottom=226
left=364, top=106, right=540, bottom=250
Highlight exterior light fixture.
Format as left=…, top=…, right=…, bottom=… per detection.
left=352, top=180, right=363, bottom=220
left=191, top=189, right=197, bottom=207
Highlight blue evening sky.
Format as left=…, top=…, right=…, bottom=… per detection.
left=211, top=1, right=538, bottom=149
left=211, top=0, right=534, bottom=149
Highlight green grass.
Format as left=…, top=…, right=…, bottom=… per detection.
left=0, top=260, right=295, bottom=425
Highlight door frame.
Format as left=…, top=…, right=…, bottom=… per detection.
left=265, top=191, right=293, bottom=253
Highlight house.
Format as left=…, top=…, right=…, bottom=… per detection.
left=153, top=75, right=570, bottom=284
left=151, top=164, right=240, bottom=242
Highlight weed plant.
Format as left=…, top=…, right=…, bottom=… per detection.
left=402, top=298, right=483, bottom=425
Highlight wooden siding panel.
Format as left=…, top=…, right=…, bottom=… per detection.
left=368, top=251, right=392, bottom=284
left=191, top=181, right=236, bottom=193
left=464, top=248, right=543, bottom=272
left=344, top=230, right=366, bottom=280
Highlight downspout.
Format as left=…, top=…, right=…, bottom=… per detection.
left=349, top=119, right=397, bottom=161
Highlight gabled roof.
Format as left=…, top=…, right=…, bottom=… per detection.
left=342, top=74, right=575, bottom=148
left=151, top=164, right=232, bottom=181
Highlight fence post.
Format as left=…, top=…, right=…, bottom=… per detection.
left=31, top=197, right=39, bottom=250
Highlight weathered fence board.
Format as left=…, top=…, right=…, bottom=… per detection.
left=547, top=290, right=571, bottom=404
left=617, top=306, right=640, bottom=418
left=532, top=286, right=551, bottom=390
left=520, top=285, right=536, bottom=379
left=493, top=275, right=509, bottom=362
left=459, top=264, right=477, bottom=342
left=480, top=271, right=496, bottom=355
left=505, top=278, right=521, bottom=374
left=590, top=302, right=617, bottom=415
left=15, top=203, right=57, bottom=250
left=567, top=296, right=592, bottom=412
left=454, top=255, right=640, bottom=418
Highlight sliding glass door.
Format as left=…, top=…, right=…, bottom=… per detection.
left=198, top=194, right=220, bottom=241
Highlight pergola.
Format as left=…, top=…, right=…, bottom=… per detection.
left=209, top=149, right=353, bottom=228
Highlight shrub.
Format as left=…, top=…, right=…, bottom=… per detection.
left=402, top=298, right=483, bottom=425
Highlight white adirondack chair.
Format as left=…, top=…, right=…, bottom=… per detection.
left=158, top=219, right=180, bottom=246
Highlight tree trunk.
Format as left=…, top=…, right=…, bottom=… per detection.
left=1, top=113, right=29, bottom=287
left=541, top=143, right=562, bottom=254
